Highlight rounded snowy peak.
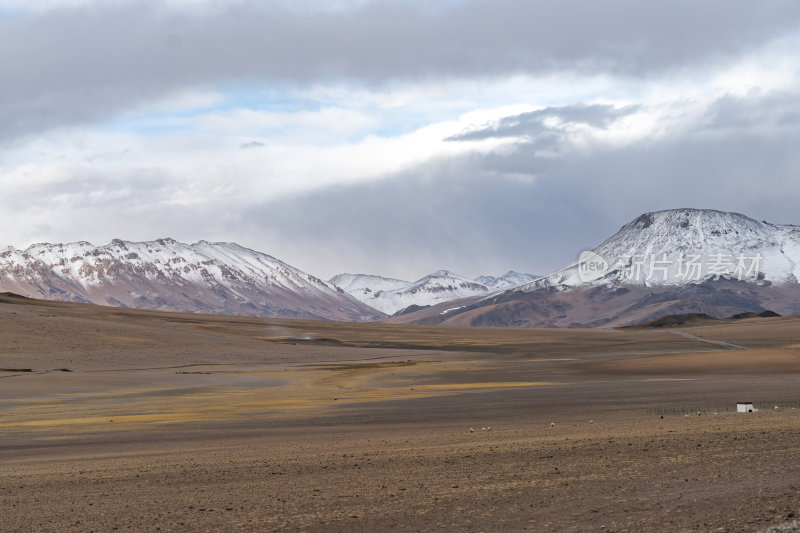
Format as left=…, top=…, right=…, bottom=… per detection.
left=600, top=208, right=777, bottom=256
left=520, top=208, right=800, bottom=290
left=621, top=209, right=763, bottom=232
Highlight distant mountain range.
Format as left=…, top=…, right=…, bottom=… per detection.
left=0, top=238, right=538, bottom=321
left=389, top=209, right=800, bottom=327
left=3, top=209, right=798, bottom=327
left=329, top=270, right=539, bottom=315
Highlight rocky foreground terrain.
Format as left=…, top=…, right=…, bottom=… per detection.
left=2, top=294, right=799, bottom=531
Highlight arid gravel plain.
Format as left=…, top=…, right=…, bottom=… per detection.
left=2, top=293, right=800, bottom=532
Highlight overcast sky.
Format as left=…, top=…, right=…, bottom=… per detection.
left=2, top=0, right=800, bottom=280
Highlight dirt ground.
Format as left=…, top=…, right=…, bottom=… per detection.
left=1, top=294, right=799, bottom=532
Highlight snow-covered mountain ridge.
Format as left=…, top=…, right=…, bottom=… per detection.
left=0, top=238, right=382, bottom=321
left=329, top=273, right=410, bottom=297
left=476, top=271, right=541, bottom=289
left=329, top=270, right=495, bottom=315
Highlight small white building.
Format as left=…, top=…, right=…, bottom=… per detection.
left=737, top=402, right=756, bottom=413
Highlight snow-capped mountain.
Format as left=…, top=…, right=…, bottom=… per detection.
left=390, top=209, right=800, bottom=328
left=328, top=273, right=410, bottom=299
left=475, top=271, right=541, bottom=289
left=523, top=208, right=800, bottom=290
left=331, top=270, right=491, bottom=315
left=0, top=238, right=383, bottom=321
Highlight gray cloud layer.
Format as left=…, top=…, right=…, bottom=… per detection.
left=2, top=0, right=800, bottom=142
left=6, top=89, right=799, bottom=279
left=240, top=90, right=800, bottom=278
left=3, top=1, right=800, bottom=280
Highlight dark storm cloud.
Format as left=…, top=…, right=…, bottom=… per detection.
left=240, top=90, right=800, bottom=279
left=1, top=0, right=799, bottom=142
left=447, top=103, right=640, bottom=142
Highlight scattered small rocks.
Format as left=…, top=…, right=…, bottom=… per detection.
left=762, top=519, right=800, bottom=532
